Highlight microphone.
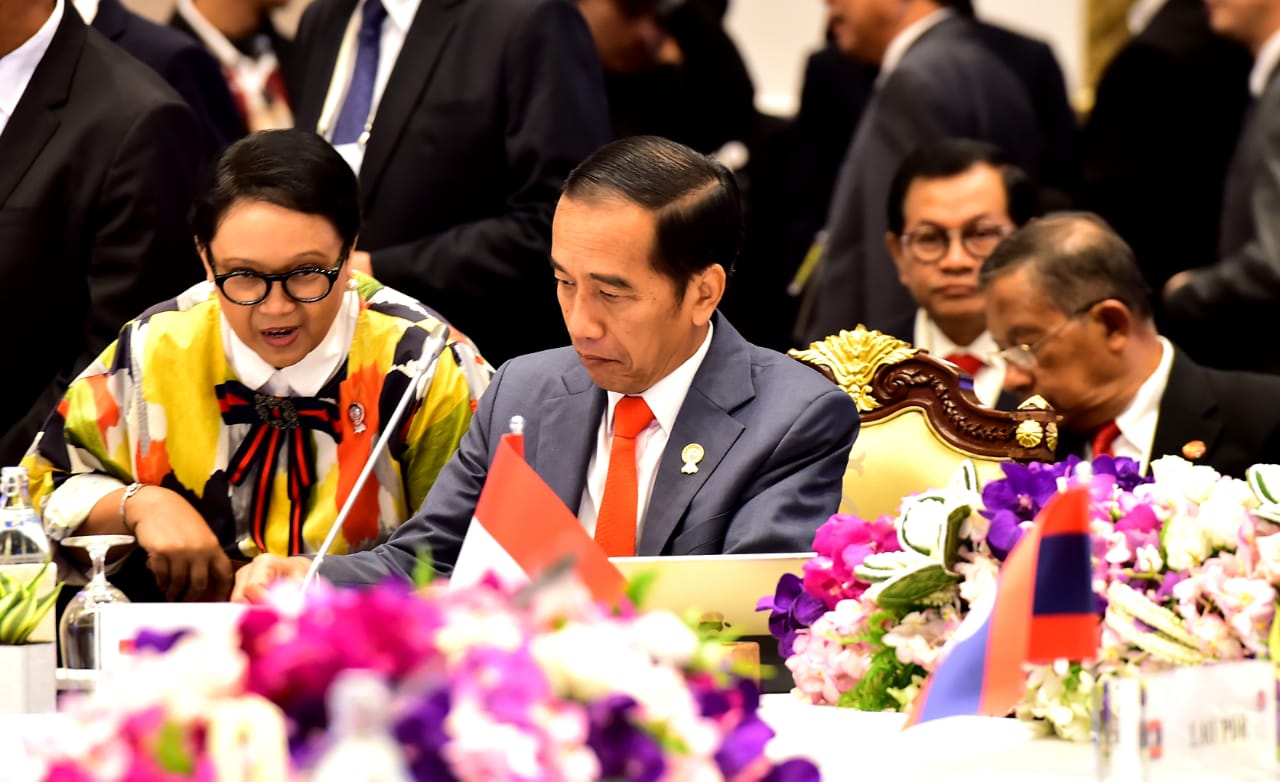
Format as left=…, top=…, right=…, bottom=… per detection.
left=302, top=321, right=450, bottom=592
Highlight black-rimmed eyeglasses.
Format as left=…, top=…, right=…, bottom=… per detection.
left=901, top=222, right=1014, bottom=264
left=210, top=252, right=348, bottom=306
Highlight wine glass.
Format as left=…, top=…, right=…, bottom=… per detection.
left=58, top=534, right=134, bottom=670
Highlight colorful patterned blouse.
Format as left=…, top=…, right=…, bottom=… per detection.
left=24, top=273, right=491, bottom=574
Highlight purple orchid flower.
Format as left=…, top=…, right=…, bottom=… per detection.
left=715, top=716, right=775, bottom=778
left=586, top=695, right=666, bottom=782
left=763, top=759, right=824, bottom=782
left=393, top=688, right=456, bottom=781
left=757, top=573, right=827, bottom=656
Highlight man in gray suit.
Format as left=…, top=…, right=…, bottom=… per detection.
left=232, top=136, right=860, bottom=596
left=1163, top=0, right=1280, bottom=373
left=797, top=0, right=1041, bottom=346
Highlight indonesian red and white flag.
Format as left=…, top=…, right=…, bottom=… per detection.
left=452, top=431, right=626, bottom=603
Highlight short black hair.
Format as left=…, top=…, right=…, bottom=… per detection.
left=886, top=138, right=1036, bottom=234
left=562, top=135, right=742, bottom=292
left=978, top=212, right=1153, bottom=320
left=191, top=129, right=360, bottom=255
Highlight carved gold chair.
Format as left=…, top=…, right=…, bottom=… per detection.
left=790, top=327, right=1059, bottom=521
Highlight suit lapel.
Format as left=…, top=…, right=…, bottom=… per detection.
left=531, top=367, right=605, bottom=511
left=294, top=0, right=358, bottom=131
left=1149, top=349, right=1223, bottom=470
left=637, top=315, right=753, bottom=554
left=358, top=0, right=463, bottom=204
left=0, top=3, right=78, bottom=208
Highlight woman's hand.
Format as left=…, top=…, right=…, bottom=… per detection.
left=127, top=486, right=234, bottom=602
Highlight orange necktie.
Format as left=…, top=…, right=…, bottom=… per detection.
left=1092, top=421, right=1121, bottom=458
left=595, top=396, right=654, bottom=557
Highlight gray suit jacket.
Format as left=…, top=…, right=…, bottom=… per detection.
left=320, top=313, right=860, bottom=585
left=800, top=15, right=1041, bottom=344
left=1165, top=65, right=1280, bottom=372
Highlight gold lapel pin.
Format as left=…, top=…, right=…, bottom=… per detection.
left=680, top=443, right=705, bottom=475
left=1182, top=440, right=1207, bottom=460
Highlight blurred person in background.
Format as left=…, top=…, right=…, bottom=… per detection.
left=288, top=0, right=611, bottom=365
left=170, top=0, right=294, bottom=137
left=1163, top=0, right=1280, bottom=373
left=0, top=0, right=204, bottom=466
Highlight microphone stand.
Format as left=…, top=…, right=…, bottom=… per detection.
left=301, top=322, right=450, bottom=592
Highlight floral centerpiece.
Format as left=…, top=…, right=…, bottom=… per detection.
left=24, top=574, right=819, bottom=781
left=759, top=455, right=1280, bottom=741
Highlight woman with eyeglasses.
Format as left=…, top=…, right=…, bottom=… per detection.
left=23, top=130, right=491, bottom=603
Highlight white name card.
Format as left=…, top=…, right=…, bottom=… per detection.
left=1098, top=660, right=1277, bottom=780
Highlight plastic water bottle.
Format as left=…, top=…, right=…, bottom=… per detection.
left=0, top=466, right=49, bottom=565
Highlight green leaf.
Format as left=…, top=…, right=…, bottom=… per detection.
left=152, top=720, right=195, bottom=774
left=0, top=597, right=34, bottom=643
left=873, top=564, right=962, bottom=610
left=624, top=569, right=659, bottom=609
left=411, top=550, right=435, bottom=589
left=12, top=584, right=61, bottom=644
left=941, top=503, right=970, bottom=573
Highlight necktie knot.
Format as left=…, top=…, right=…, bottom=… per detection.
left=613, top=396, right=654, bottom=440
left=359, top=0, right=387, bottom=36
left=1092, top=421, right=1121, bottom=458
left=943, top=352, right=985, bottom=378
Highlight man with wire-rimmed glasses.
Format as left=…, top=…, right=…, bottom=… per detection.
left=883, top=138, right=1036, bottom=409
left=980, top=212, right=1280, bottom=478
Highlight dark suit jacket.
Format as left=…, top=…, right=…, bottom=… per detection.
left=1164, top=59, right=1280, bottom=373
left=0, top=6, right=204, bottom=465
left=801, top=15, right=1041, bottom=345
left=1058, top=348, right=1280, bottom=479
left=970, top=19, right=1077, bottom=206
left=290, top=0, right=611, bottom=365
left=1080, top=0, right=1250, bottom=295
left=319, top=313, right=860, bottom=585
left=91, top=0, right=241, bottom=153
left=167, top=10, right=294, bottom=144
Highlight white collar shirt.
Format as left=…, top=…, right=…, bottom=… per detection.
left=0, top=0, right=62, bottom=139
left=1100, top=336, right=1174, bottom=472
left=578, top=322, right=715, bottom=540
left=876, top=7, right=953, bottom=87
left=221, top=286, right=360, bottom=397
left=316, top=0, right=420, bottom=175
left=1251, top=26, right=1280, bottom=97
left=912, top=308, right=1006, bottom=408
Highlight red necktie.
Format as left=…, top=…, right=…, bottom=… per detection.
left=944, top=352, right=985, bottom=377
left=595, top=396, right=655, bottom=557
left=1092, top=421, right=1121, bottom=458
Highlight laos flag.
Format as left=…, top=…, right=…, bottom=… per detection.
left=905, top=485, right=1098, bottom=727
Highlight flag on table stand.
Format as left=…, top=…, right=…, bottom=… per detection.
left=904, top=485, right=1097, bottom=727
left=452, top=430, right=626, bottom=604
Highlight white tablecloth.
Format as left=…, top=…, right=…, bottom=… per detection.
left=760, top=694, right=1095, bottom=781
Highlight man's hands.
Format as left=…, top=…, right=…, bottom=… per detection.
left=231, top=553, right=312, bottom=604
left=128, top=486, right=233, bottom=602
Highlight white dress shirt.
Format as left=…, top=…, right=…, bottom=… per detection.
left=1095, top=337, right=1174, bottom=472
left=912, top=309, right=1006, bottom=408
left=221, top=284, right=360, bottom=396
left=316, top=0, right=421, bottom=175
left=1127, top=0, right=1167, bottom=35
left=577, top=323, right=715, bottom=540
left=876, top=7, right=953, bottom=87
left=1251, top=27, right=1280, bottom=98
left=0, top=0, right=62, bottom=139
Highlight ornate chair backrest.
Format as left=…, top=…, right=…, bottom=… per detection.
left=790, top=327, right=1059, bottom=521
